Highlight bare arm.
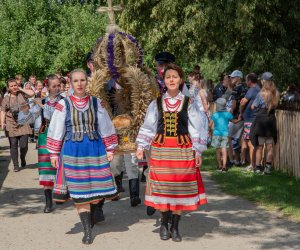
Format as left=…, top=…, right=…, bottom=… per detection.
left=230, top=100, right=236, bottom=114
left=239, top=97, right=248, bottom=115
left=199, top=90, right=209, bottom=113
left=1, top=110, right=5, bottom=130
left=18, top=87, right=35, bottom=97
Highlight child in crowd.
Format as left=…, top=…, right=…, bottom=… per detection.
left=210, top=98, right=236, bottom=172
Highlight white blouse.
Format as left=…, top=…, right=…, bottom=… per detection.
left=136, top=91, right=207, bottom=155
left=46, top=95, right=117, bottom=157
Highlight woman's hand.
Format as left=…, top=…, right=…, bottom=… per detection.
left=51, top=158, right=59, bottom=168
left=136, top=148, right=144, bottom=160
left=34, top=98, right=43, bottom=108
left=18, top=86, right=35, bottom=97
left=195, top=155, right=202, bottom=168
left=107, top=152, right=114, bottom=162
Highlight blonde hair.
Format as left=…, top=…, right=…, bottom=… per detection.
left=36, top=80, right=43, bottom=86
left=261, top=79, right=280, bottom=112
left=70, top=69, right=87, bottom=82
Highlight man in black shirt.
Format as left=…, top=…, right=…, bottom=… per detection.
left=227, top=70, right=248, bottom=166
left=212, top=73, right=229, bottom=101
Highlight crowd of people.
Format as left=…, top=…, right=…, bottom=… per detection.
left=0, top=51, right=280, bottom=245
left=189, top=69, right=280, bottom=174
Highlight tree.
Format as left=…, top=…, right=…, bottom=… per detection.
left=0, top=0, right=107, bottom=80
left=120, top=0, right=300, bottom=86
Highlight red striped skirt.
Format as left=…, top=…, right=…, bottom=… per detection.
left=145, top=137, right=207, bottom=211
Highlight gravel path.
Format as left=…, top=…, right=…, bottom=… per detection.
left=0, top=136, right=300, bottom=250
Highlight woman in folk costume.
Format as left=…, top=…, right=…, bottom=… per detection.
left=46, top=69, right=118, bottom=245
left=136, top=64, right=208, bottom=242
left=36, top=75, right=64, bottom=213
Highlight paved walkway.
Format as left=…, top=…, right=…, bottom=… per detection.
left=0, top=136, right=300, bottom=250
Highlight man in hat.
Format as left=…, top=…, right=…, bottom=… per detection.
left=154, top=52, right=190, bottom=97
left=227, top=70, right=248, bottom=167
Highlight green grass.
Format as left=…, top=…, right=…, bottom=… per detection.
left=202, top=148, right=300, bottom=221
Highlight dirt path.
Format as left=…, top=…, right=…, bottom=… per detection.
left=0, top=136, right=300, bottom=250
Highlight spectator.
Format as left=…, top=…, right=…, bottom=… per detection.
left=86, top=52, right=95, bottom=78
left=221, top=74, right=232, bottom=101
left=0, top=79, right=34, bottom=171
left=24, top=81, right=33, bottom=92
left=212, top=73, right=228, bottom=101
left=188, top=65, right=202, bottom=96
left=227, top=70, right=248, bottom=166
left=239, top=73, right=261, bottom=171
left=210, top=98, right=235, bottom=172
left=28, top=74, right=37, bottom=90
left=15, top=74, right=23, bottom=87
left=250, top=72, right=280, bottom=174
left=187, top=72, right=195, bottom=94
left=35, top=80, right=44, bottom=97
left=206, top=79, right=214, bottom=103
left=24, top=81, right=37, bottom=143
left=65, top=82, right=70, bottom=97
left=59, top=77, right=67, bottom=97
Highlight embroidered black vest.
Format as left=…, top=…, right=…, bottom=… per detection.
left=153, top=96, right=191, bottom=145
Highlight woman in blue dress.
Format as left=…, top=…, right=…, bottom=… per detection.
left=47, top=69, right=118, bottom=245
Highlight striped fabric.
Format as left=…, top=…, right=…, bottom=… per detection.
left=38, top=128, right=56, bottom=186
left=46, top=137, right=63, bottom=153
left=145, top=137, right=207, bottom=211
left=61, top=135, right=118, bottom=205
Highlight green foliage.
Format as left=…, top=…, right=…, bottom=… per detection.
left=1, top=0, right=299, bottom=86
left=120, top=0, right=300, bottom=86
left=0, top=0, right=107, bottom=80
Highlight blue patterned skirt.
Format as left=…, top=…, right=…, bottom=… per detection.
left=53, top=135, right=118, bottom=205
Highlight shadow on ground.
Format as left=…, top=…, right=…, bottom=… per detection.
left=1, top=163, right=300, bottom=248
left=0, top=144, right=10, bottom=189
left=202, top=172, right=300, bottom=249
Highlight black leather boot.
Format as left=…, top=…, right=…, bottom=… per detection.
left=79, top=212, right=93, bottom=244
left=129, top=178, right=141, bottom=207
left=140, top=165, right=148, bottom=182
left=115, top=172, right=125, bottom=193
left=43, top=189, right=53, bottom=213
left=171, top=214, right=182, bottom=242
left=160, top=211, right=170, bottom=240
left=146, top=206, right=156, bottom=216
left=91, top=199, right=105, bottom=228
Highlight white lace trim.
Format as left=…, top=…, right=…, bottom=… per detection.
left=145, top=194, right=206, bottom=205
left=69, top=190, right=117, bottom=199
left=39, top=175, right=55, bottom=181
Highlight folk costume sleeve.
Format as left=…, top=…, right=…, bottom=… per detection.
left=136, top=100, right=158, bottom=150
left=96, top=99, right=118, bottom=153
left=188, top=98, right=207, bottom=156
left=46, top=99, right=66, bottom=159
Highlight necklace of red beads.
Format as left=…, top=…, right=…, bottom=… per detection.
left=164, top=99, right=181, bottom=112
left=70, top=95, right=89, bottom=109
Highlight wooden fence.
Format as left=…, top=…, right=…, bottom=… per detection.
left=274, top=110, right=300, bottom=178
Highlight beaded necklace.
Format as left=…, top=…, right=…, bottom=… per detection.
left=164, top=99, right=181, bottom=112
left=70, top=95, right=89, bottom=110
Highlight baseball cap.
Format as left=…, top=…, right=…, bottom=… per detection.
left=229, top=70, right=243, bottom=78
left=216, top=98, right=227, bottom=112
left=261, top=72, right=273, bottom=81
